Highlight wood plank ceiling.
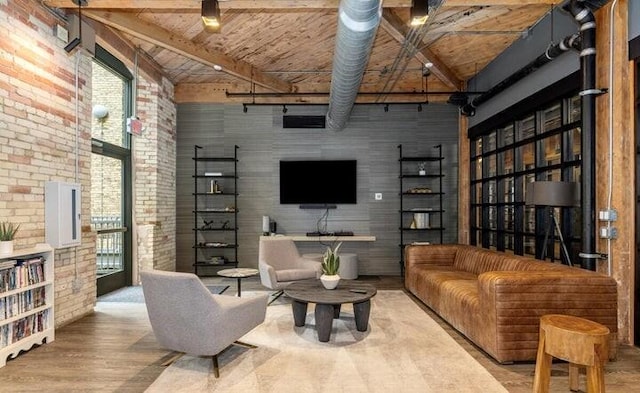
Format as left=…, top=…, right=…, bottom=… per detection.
left=44, top=0, right=563, bottom=104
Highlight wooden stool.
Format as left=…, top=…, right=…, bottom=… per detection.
left=533, top=314, right=610, bottom=393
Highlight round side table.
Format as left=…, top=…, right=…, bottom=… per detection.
left=217, top=268, right=259, bottom=297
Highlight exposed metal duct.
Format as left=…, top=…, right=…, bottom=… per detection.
left=325, top=0, right=382, bottom=130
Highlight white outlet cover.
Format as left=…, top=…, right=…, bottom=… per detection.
left=374, top=193, right=382, bottom=200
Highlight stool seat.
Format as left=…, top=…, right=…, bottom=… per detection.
left=533, top=314, right=610, bottom=393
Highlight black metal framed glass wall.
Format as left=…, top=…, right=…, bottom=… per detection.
left=469, top=75, right=582, bottom=264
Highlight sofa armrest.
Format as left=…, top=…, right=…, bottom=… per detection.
left=476, top=270, right=618, bottom=361
left=404, top=244, right=458, bottom=271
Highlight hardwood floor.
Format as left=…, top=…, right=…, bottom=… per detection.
left=0, top=276, right=639, bottom=392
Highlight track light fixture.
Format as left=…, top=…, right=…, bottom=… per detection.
left=202, top=0, right=221, bottom=32
left=410, top=0, right=429, bottom=27
left=282, top=105, right=288, bottom=114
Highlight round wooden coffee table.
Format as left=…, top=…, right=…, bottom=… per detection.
left=284, top=279, right=377, bottom=342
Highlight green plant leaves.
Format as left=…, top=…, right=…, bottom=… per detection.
left=0, top=222, right=19, bottom=241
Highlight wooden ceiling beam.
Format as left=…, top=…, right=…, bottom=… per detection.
left=44, top=0, right=410, bottom=10
left=83, top=10, right=293, bottom=93
left=380, top=9, right=462, bottom=91
left=92, top=21, right=166, bottom=84
left=44, top=0, right=560, bottom=10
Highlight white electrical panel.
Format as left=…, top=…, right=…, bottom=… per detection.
left=45, top=181, right=81, bottom=248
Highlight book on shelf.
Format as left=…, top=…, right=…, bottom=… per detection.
left=0, top=260, right=17, bottom=270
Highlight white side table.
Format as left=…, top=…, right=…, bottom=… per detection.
left=217, top=268, right=259, bottom=297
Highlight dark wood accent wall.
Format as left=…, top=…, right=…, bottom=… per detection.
left=176, top=104, right=459, bottom=276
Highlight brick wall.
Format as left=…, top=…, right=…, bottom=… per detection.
left=0, top=1, right=177, bottom=325
left=0, top=0, right=96, bottom=326
left=134, top=76, right=177, bottom=274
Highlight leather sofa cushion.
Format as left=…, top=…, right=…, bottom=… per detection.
left=453, top=245, right=566, bottom=275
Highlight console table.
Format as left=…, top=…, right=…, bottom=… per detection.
left=260, top=235, right=376, bottom=242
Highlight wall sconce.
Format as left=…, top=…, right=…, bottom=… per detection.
left=410, top=0, right=429, bottom=27
left=384, top=104, right=389, bottom=112
left=243, top=104, right=248, bottom=113
left=202, top=0, right=221, bottom=32
left=92, top=104, right=109, bottom=121
left=282, top=105, right=288, bottom=114
left=417, top=103, right=422, bottom=112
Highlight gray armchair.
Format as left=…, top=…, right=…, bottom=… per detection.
left=258, top=237, right=322, bottom=303
left=140, top=270, right=268, bottom=377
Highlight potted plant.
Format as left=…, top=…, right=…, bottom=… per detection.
left=320, top=242, right=342, bottom=289
left=0, top=221, right=20, bottom=255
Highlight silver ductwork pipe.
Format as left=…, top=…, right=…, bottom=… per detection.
left=326, top=0, right=382, bottom=130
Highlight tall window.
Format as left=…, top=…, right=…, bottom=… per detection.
left=90, top=46, right=133, bottom=295
left=470, top=94, right=581, bottom=263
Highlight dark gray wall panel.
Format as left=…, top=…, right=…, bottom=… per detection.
left=176, top=103, right=459, bottom=276
left=468, top=8, right=580, bottom=126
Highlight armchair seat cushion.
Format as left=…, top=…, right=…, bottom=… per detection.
left=276, top=268, right=318, bottom=282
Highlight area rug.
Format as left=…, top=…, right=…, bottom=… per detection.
left=145, top=290, right=507, bottom=393
left=97, top=285, right=229, bottom=303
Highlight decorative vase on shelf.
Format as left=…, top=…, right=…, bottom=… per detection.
left=320, top=274, right=340, bottom=290
left=320, top=242, right=342, bottom=290
left=0, top=222, right=19, bottom=255
left=0, top=240, right=13, bottom=255
left=418, top=162, right=426, bottom=176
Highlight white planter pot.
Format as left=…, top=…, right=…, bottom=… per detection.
left=320, top=274, right=340, bottom=290
left=0, top=240, right=14, bottom=255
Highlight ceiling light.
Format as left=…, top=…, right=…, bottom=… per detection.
left=213, top=64, right=222, bottom=71
left=410, top=0, right=429, bottom=27
left=202, top=0, right=221, bottom=32
left=424, top=61, right=434, bottom=69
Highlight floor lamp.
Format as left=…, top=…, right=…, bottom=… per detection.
left=525, top=181, right=579, bottom=266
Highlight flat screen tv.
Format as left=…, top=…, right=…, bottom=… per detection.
left=280, top=160, right=357, bottom=205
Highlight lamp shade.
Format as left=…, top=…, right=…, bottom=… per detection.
left=525, top=181, right=580, bottom=207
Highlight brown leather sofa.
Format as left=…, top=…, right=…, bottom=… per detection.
left=404, top=244, right=618, bottom=363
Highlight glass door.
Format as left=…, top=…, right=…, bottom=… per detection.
left=92, top=144, right=131, bottom=295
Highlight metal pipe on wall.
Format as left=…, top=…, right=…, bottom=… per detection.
left=459, top=33, right=581, bottom=116
left=563, top=0, right=598, bottom=271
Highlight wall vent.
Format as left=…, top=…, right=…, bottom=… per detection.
left=283, top=115, right=326, bottom=129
